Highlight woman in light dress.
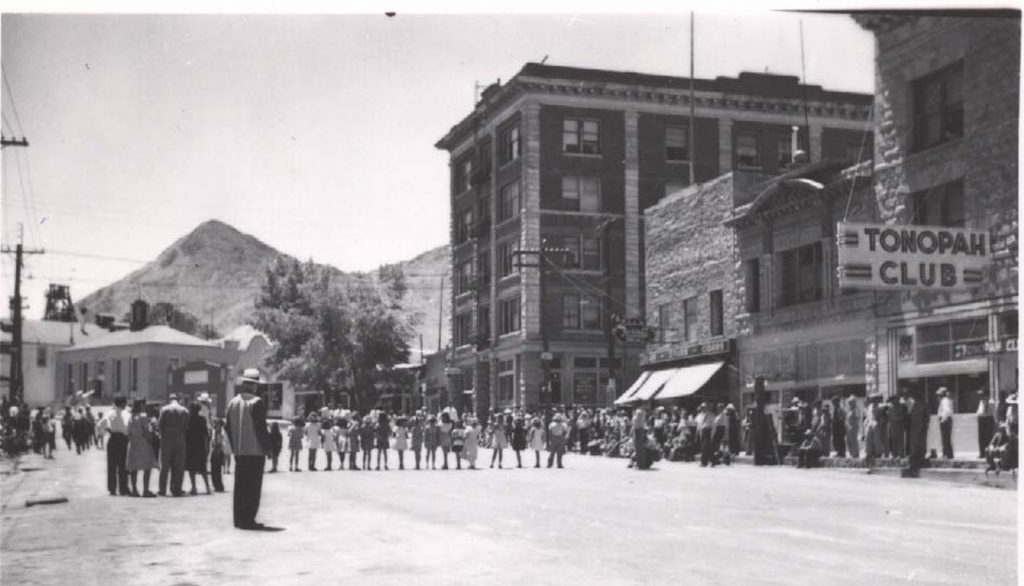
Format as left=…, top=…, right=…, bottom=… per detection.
left=126, top=399, right=157, bottom=497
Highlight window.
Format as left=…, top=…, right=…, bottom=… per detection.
left=780, top=242, right=823, bottom=307
left=917, top=317, right=987, bottom=364
left=455, top=260, right=474, bottom=295
left=561, top=176, right=601, bottom=212
left=454, top=313, right=472, bottom=347
left=745, top=258, right=761, bottom=313
left=666, top=126, right=689, bottom=161
left=478, top=306, right=491, bottom=342
left=581, top=236, right=601, bottom=271
left=657, top=303, right=670, bottom=343
left=845, top=143, right=867, bottom=166
left=114, top=359, right=122, bottom=393
left=499, top=297, right=521, bottom=334
left=455, top=208, right=473, bottom=244
left=999, top=311, right=1017, bottom=340
left=581, top=297, right=601, bottom=330
left=563, top=295, right=601, bottom=330
left=498, top=359, right=515, bottom=405
left=455, top=157, right=473, bottom=193
left=548, top=236, right=580, bottom=269
left=683, top=297, right=698, bottom=342
left=563, top=294, right=580, bottom=329
left=66, top=364, right=74, bottom=396
left=913, top=62, right=964, bottom=152
left=80, top=362, right=89, bottom=392
left=95, top=361, right=105, bottom=398
left=499, top=239, right=519, bottom=277
left=736, top=132, right=760, bottom=168
left=709, top=289, right=724, bottom=336
left=476, top=196, right=491, bottom=237
left=35, top=345, right=47, bottom=368
left=911, top=180, right=965, bottom=228
left=130, top=357, right=138, bottom=392
left=665, top=182, right=688, bottom=198
left=778, top=136, right=793, bottom=168
left=477, top=252, right=491, bottom=289
left=573, top=371, right=600, bottom=405
left=500, top=125, right=520, bottom=165
left=499, top=181, right=520, bottom=222
left=563, top=118, right=600, bottom=154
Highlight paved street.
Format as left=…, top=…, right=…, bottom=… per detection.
left=2, top=446, right=1017, bottom=585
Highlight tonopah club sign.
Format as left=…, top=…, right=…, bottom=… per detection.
left=837, top=222, right=989, bottom=290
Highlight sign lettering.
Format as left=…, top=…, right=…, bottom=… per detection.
left=837, top=222, right=990, bottom=290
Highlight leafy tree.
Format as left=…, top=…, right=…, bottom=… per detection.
left=250, top=258, right=414, bottom=412
left=122, top=301, right=221, bottom=340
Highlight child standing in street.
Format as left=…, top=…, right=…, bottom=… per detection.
left=528, top=417, right=545, bottom=468
left=305, top=414, right=322, bottom=471
left=210, top=419, right=226, bottom=491
left=347, top=417, right=361, bottom=470
left=424, top=415, right=439, bottom=470
left=410, top=415, right=424, bottom=470
left=321, top=419, right=336, bottom=471
left=511, top=415, right=527, bottom=468
left=287, top=417, right=304, bottom=472
left=268, top=421, right=283, bottom=473
left=450, top=421, right=466, bottom=470
left=360, top=416, right=375, bottom=471
left=394, top=417, right=409, bottom=470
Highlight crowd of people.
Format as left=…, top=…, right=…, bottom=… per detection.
left=3, top=385, right=1019, bottom=494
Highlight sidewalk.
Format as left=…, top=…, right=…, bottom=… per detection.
left=729, top=453, right=1017, bottom=489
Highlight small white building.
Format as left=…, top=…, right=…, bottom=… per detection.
left=1, top=320, right=112, bottom=408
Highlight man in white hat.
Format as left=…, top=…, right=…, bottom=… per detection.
left=226, top=368, right=271, bottom=529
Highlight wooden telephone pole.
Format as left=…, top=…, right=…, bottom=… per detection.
left=3, top=224, right=45, bottom=405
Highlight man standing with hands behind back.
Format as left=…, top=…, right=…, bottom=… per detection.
left=226, top=368, right=271, bottom=530
left=158, top=393, right=190, bottom=497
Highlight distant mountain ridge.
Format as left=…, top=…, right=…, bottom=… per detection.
left=79, top=219, right=450, bottom=351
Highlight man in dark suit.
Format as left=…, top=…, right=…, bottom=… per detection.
left=226, top=369, right=271, bottom=530
left=906, top=388, right=929, bottom=470
left=158, top=393, right=190, bottom=496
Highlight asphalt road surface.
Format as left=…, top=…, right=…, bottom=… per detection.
left=2, top=446, right=1016, bottom=585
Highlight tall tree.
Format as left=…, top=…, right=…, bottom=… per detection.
left=250, top=258, right=413, bottom=412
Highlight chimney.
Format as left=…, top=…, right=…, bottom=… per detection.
left=130, top=299, right=149, bottom=332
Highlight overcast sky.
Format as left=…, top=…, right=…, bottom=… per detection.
left=0, top=11, right=875, bottom=319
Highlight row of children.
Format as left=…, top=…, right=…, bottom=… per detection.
left=277, top=408, right=574, bottom=471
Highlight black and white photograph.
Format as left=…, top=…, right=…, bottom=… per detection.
left=0, top=4, right=1019, bottom=585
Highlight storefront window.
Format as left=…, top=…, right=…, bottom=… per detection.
left=916, top=318, right=987, bottom=364
left=902, top=373, right=987, bottom=414
left=999, top=311, right=1018, bottom=340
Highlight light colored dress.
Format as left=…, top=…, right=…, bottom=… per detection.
left=463, top=425, right=479, bottom=465
left=334, top=424, right=348, bottom=453
left=305, top=421, right=322, bottom=450
left=528, top=425, right=545, bottom=451
left=321, top=426, right=337, bottom=452
left=126, top=414, right=157, bottom=471
left=394, top=425, right=408, bottom=451
left=491, top=424, right=508, bottom=450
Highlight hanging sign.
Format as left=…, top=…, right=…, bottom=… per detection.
left=836, top=222, right=990, bottom=290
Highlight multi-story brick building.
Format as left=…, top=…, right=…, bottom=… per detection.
left=852, top=14, right=1019, bottom=455
left=435, top=62, right=872, bottom=417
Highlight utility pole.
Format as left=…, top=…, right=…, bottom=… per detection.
left=2, top=224, right=45, bottom=405
left=688, top=11, right=696, bottom=187
left=437, top=277, right=444, bottom=353
left=516, top=243, right=568, bottom=408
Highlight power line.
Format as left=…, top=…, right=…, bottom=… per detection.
left=46, top=249, right=152, bottom=263
left=1, top=64, right=26, bottom=137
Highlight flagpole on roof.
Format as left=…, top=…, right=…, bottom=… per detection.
left=688, top=11, right=696, bottom=187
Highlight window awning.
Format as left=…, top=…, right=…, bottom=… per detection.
left=615, top=367, right=679, bottom=405
left=652, top=361, right=724, bottom=401
left=613, top=371, right=651, bottom=405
